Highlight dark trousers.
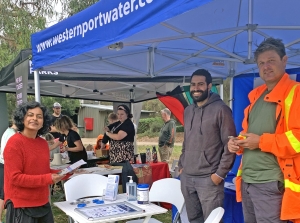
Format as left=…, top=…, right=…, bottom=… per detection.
left=0, top=163, right=4, bottom=200
left=241, top=180, right=288, bottom=223
left=180, top=173, right=224, bottom=223
left=5, top=200, right=54, bottom=223
left=111, top=161, right=138, bottom=193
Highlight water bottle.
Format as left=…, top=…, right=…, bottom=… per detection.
left=146, top=148, right=151, bottom=163
left=152, top=146, right=158, bottom=163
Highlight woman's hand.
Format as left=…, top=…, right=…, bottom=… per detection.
left=62, top=145, right=68, bottom=152
left=51, top=173, right=65, bottom=184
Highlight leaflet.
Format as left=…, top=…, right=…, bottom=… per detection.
left=59, top=159, right=86, bottom=175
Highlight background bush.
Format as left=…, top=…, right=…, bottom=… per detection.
left=138, top=117, right=184, bottom=136
left=137, top=117, right=163, bottom=134
left=176, top=125, right=184, bottom=132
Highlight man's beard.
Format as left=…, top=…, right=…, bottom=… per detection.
left=191, top=88, right=209, bottom=103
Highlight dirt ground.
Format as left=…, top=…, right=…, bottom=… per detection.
left=81, top=132, right=184, bottom=146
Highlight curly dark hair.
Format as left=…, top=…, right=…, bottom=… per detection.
left=14, top=101, right=52, bottom=136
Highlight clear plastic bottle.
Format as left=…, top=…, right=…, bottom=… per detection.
left=126, top=176, right=137, bottom=201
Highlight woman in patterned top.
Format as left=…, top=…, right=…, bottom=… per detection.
left=105, top=105, right=135, bottom=163
left=105, top=104, right=137, bottom=192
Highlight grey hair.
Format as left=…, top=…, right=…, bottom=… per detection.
left=161, top=108, right=171, bottom=116
left=254, top=38, right=286, bottom=62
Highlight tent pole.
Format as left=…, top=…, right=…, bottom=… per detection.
left=229, top=78, right=233, bottom=109
left=34, top=70, right=40, bottom=102
left=219, top=84, right=224, bottom=100
left=247, top=0, right=253, bottom=59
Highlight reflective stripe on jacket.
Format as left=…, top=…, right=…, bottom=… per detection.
left=235, top=73, right=300, bottom=222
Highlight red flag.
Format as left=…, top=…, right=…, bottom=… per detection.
left=156, top=86, right=188, bottom=125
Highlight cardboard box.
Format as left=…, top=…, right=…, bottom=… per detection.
left=95, top=149, right=109, bottom=157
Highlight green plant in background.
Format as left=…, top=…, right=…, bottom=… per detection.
left=137, top=117, right=164, bottom=134
left=150, top=120, right=163, bottom=133
left=176, top=125, right=184, bottom=132
left=6, top=93, right=80, bottom=119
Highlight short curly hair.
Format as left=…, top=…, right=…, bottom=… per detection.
left=14, top=101, right=51, bottom=136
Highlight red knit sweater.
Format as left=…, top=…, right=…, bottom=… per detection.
left=4, top=133, right=53, bottom=208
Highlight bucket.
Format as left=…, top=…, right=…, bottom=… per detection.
left=137, top=184, right=149, bottom=204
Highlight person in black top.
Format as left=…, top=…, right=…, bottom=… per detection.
left=104, top=105, right=137, bottom=192
left=105, top=105, right=135, bottom=163
left=50, top=102, right=62, bottom=139
left=54, top=115, right=87, bottom=168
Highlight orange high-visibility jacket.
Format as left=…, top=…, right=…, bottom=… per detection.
left=235, top=73, right=300, bottom=222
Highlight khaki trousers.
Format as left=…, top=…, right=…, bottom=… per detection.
left=158, top=145, right=173, bottom=162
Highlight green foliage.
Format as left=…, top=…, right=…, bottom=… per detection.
left=41, top=96, right=80, bottom=117
left=0, top=0, right=100, bottom=70
left=62, top=0, right=99, bottom=16
left=176, top=125, right=184, bottom=132
left=137, top=117, right=163, bottom=134
left=0, top=0, right=54, bottom=69
left=150, top=120, right=163, bottom=133
left=142, top=99, right=165, bottom=113
left=6, top=93, right=80, bottom=118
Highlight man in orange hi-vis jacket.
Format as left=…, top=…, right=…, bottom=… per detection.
left=228, top=38, right=300, bottom=223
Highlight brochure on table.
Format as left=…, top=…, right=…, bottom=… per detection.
left=74, top=201, right=144, bottom=221
left=105, top=175, right=119, bottom=201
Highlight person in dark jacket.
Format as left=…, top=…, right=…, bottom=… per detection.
left=178, top=69, right=236, bottom=223
left=158, top=108, right=176, bottom=162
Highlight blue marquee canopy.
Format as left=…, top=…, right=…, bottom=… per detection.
left=31, top=0, right=212, bottom=70
left=31, top=0, right=300, bottom=80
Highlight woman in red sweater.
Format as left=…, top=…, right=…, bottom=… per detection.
left=4, top=101, right=65, bottom=223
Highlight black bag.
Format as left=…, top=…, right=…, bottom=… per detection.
left=5, top=200, right=54, bottom=223
left=111, top=161, right=138, bottom=193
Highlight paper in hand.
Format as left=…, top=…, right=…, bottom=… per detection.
left=59, top=159, right=86, bottom=175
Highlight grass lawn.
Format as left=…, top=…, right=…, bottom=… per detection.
left=51, top=145, right=182, bottom=222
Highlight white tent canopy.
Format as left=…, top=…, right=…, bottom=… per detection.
left=1, top=56, right=222, bottom=102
